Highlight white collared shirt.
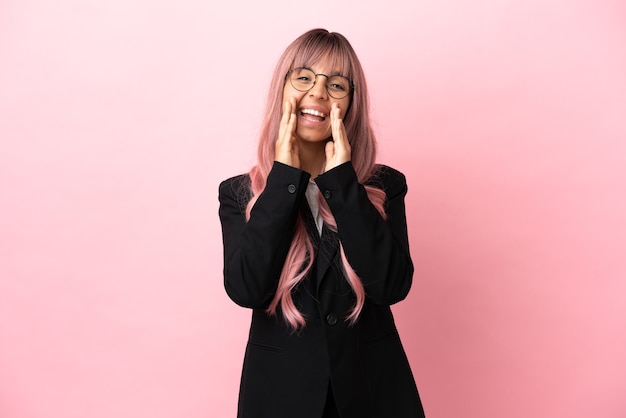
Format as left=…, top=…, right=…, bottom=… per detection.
left=305, top=181, right=323, bottom=236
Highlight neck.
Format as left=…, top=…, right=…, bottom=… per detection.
left=298, top=139, right=327, bottom=178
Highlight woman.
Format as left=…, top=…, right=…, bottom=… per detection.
left=218, top=29, right=425, bottom=418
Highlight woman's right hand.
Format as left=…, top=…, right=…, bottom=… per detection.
left=275, top=98, right=300, bottom=169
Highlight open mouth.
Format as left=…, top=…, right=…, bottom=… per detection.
left=300, top=108, right=327, bottom=122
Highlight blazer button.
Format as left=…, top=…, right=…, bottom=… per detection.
left=326, top=313, right=338, bottom=326
left=323, top=190, right=332, bottom=199
left=287, top=184, right=296, bottom=194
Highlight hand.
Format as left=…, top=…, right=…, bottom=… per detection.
left=324, top=103, right=351, bottom=172
left=275, top=98, right=300, bottom=168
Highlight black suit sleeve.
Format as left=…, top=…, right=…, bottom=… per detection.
left=218, top=162, right=311, bottom=308
left=314, top=162, right=414, bottom=305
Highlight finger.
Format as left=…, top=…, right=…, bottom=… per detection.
left=282, top=100, right=292, bottom=121
left=325, top=140, right=335, bottom=161
left=290, top=96, right=297, bottom=115
left=331, top=103, right=342, bottom=134
left=287, top=102, right=297, bottom=136
left=331, top=103, right=347, bottom=149
left=276, top=101, right=292, bottom=161
left=278, top=101, right=291, bottom=137
left=288, top=97, right=298, bottom=133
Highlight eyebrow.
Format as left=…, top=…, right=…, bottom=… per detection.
left=304, top=66, right=348, bottom=78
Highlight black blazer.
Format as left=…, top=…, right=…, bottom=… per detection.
left=219, top=161, right=425, bottom=418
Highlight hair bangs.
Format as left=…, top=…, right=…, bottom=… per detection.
left=290, top=32, right=353, bottom=81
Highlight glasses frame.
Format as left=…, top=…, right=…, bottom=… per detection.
left=285, top=67, right=355, bottom=99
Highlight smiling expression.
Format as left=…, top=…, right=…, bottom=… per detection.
left=282, top=62, right=352, bottom=144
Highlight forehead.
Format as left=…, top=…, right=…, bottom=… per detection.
left=304, top=62, right=346, bottom=77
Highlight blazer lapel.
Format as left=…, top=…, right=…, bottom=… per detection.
left=300, top=201, right=340, bottom=298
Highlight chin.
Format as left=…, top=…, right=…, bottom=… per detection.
left=296, top=130, right=331, bottom=144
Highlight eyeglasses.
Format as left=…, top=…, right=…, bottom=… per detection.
left=286, top=67, right=353, bottom=99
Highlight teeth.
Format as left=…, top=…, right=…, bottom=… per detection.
left=301, top=108, right=326, bottom=118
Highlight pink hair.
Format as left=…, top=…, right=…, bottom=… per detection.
left=246, top=29, right=386, bottom=329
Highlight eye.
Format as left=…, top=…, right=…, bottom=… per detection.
left=328, top=83, right=346, bottom=91
left=327, top=76, right=350, bottom=92
left=291, top=68, right=315, bottom=83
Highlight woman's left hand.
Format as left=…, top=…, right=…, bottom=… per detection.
left=324, top=103, right=351, bottom=172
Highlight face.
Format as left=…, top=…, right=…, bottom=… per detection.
left=282, top=61, right=352, bottom=144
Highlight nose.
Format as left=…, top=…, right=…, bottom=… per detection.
left=308, top=75, right=329, bottom=99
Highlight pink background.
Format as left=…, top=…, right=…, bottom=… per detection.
left=1, top=1, right=625, bottom=417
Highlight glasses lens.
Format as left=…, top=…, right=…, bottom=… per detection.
left=326, top=75, right=351, bottom=99
left=289, top=68, right=316, bottom=92
left=288, top=68, right=352, bottom=99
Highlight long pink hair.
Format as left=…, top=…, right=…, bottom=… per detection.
left=246, top=29, right=386, bottom=329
